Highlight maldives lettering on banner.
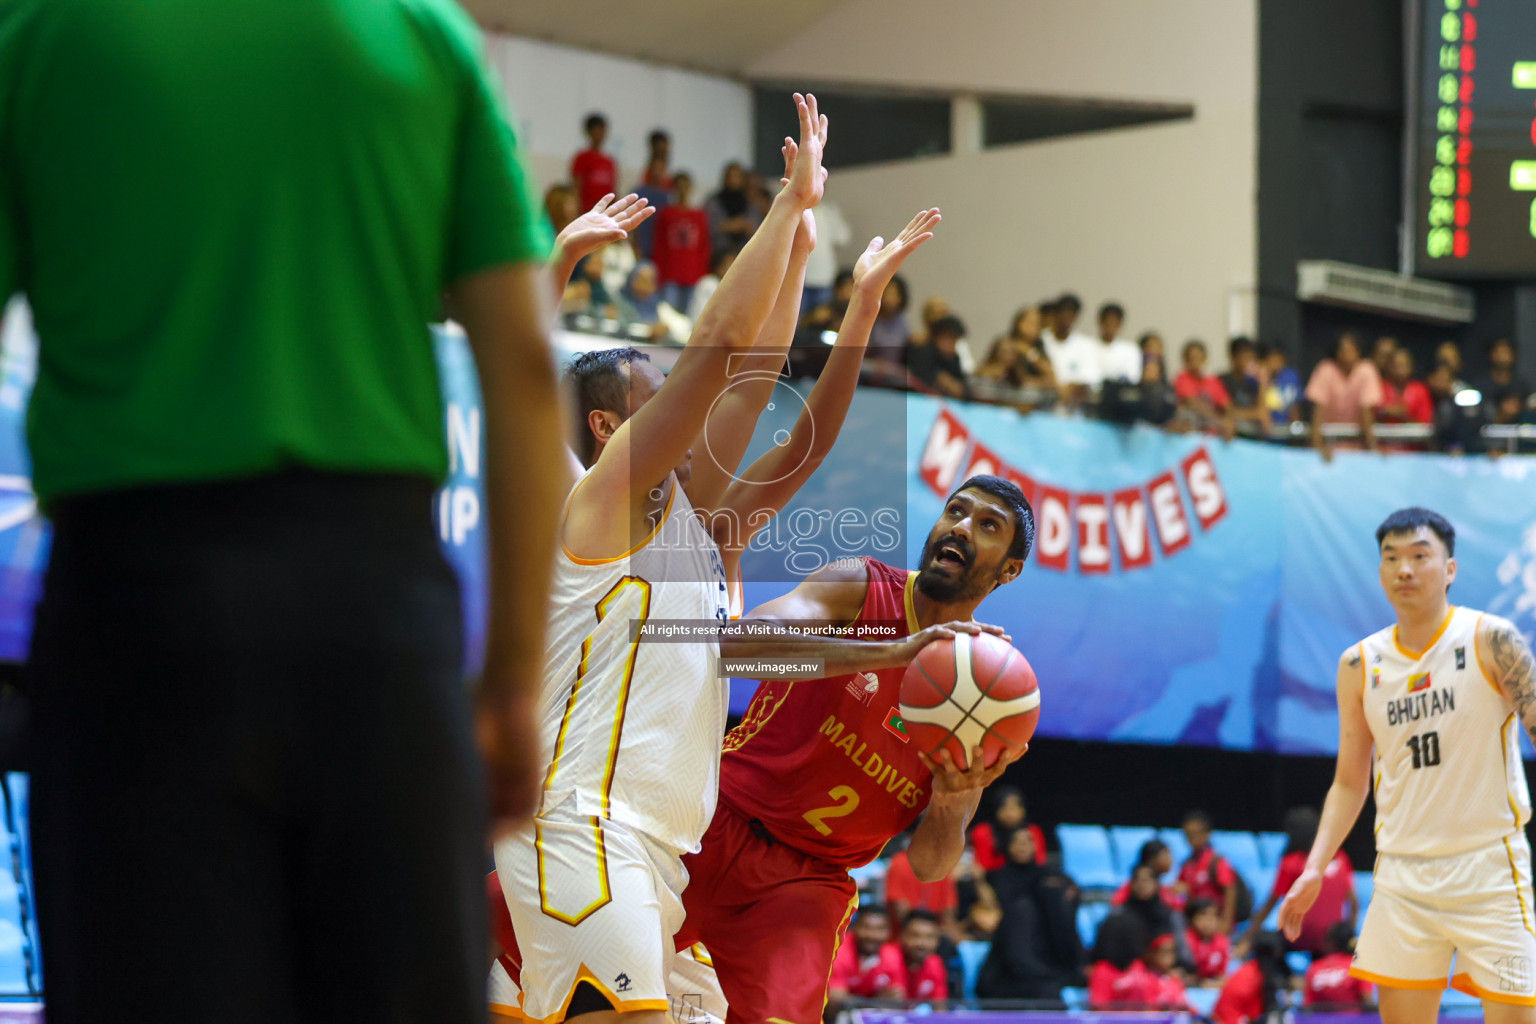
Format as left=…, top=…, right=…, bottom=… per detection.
left=919, top=405, right=1227, bottom=574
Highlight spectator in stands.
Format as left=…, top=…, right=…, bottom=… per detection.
left=1250, top=807, right=1355, bottom=955
left=544, top=184, right=579, bottom=235
left=1428, top=359, right=1488, bottom=454
left=1140, top=331, right=1166, bottom=375
left=1114, top=865, right=1180, bottom=941
left=1042, top=292, right=1102, bottom=397
left=1087, top=912, right=1152, bottom=1009
left=1304, top=922, right=1374, bottom=1010
left=868, top=274, right=912, bottom=366
left=1097, top=302, right=1143, bottom=384
left=1212, top=931, right=1291, bottom=1024
left=686, top=248, right=737, bottom=322
left=1474, top=337, right=1529, bottom=419
left=977, top=827, right=1084, bottom=1004
left=651, top=171, right=710, bottom=314
left=952, top=842, right=1002, bottom=939
left=1136, top=354, right=1179, bottom=427
left=1184, top=898, right=1229, bottom=986
left=1370, top=335, right=1398, bottom=380
left=630, top=157, right=672, bottom=257
left=892, top=910, right=951, bottom=1004
left=1258, top=341, right=1301, bottom=432
left=705, top=162, right=761, bottom=253
left=572, top=251, right=615, bottom=318
left=829, top=907, right=906, bottom=1003
left=1178, top=811, right=1238, bottom=934
left=909, top=315, right=971, bottom=399
left=1306, top=331, right=1381, bottom=453
left=971, top=787, right=1047, bottom=872
left=886, top=840, right=961, bottom=934
left=1173, top=340, right=1230, bottom=432
left=616, top=262, right=687, bottom=342
left=641, top=129, right=671, bottom=187
left=1141, top=934, right=1192, bottom=1010
left=1112, top=843, right=1181, bottom=910
left=1219, top=336, right=1267, bottom=438
left=1437, top=339, right=1471, bottom=392
left=916, top=296, right=951, bottom=344
left=571, top=113, right=618, bottom=211
left=1376, top=348, right=1434, bottom=451
left=977, top=308, right=1056, bottom=394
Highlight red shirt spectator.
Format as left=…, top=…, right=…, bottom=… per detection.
left=1179, top=847, right=1237, bottom=908
left=885, top=942, right=948, bottom=1001
left=1088, top=960, right=1157, bottom=1008
left=570, top=148, right=617, bottom=212
left=971, top=821, right=1046, bottom=872
left=1186, top=927, right=1230, bottom=981
left=1377, top=377, right=1433, bottom=424
left=885, top=850, right=959, bottom=922
left=651, top=206, right=711, bottom=288
left=1174, top=370, right=1231, bottom=409
left=1212, top=959, right=1266, bottom=1024
left=1147, top=969, right=1190, bottom=1011
left=1270, top=850, right=1354, bottom=954
left=1305, top=952, right=1373, bottom=1006
left=830, top=941, right=905, bottom=998
left=1110, top=880, right=1182, bottom=909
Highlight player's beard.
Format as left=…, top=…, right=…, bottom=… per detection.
left=915, top=535, right=994, bottom=603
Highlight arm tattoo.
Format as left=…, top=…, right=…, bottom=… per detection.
left=1491, top=625, right=1536, bottom=746
left=1347, top=653, right=1361, bottom=669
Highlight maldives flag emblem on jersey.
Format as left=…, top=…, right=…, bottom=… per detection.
left=1409, top=671, right=1432, bottom=693
left=883, top=708, right=910, bottom=743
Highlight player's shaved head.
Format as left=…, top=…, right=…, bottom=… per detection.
left=565, top=347, right=654, bottom=467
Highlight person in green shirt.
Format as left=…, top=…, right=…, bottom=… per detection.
left=0, top=1, right=567, bottom=1020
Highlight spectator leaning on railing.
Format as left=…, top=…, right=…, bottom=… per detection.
left=1096, top=301, right=1143, bottom=384
left=1376, top=348, right=1434, bottom=451
left=1219, top=336, right=1268, bottom=438
left=1258, top=341, right=1301, bottom=430
left=1172, top=340, right=1230, bottom=434
left=1307, top=331, right=1382, bottom=454
left=909, top=315, right=972, bottom=399
left=1042, top=292, right=1102, bottom=401
left=1474, top=337, right=1529, bottom=421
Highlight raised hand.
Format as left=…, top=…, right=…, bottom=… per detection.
left=556, top=193, right=655, bottom=264
left=852, top=208, right=941, bottom=293
left=782, top=92, right=829, bottom=209
left=919, top=743, right=1025, bottom=804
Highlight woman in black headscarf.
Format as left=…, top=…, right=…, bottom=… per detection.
left=704, top=162, right=761, bottom=253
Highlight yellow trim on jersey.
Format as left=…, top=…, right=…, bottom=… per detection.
left=1504, top=834, right=1535, bottom=936
left=489, top=1003, right=523, bottom=1019
left=1501, top=713, right=1526, bottom=832
left=522, top=963, right=671, bottom=1024
left=535, top=816, right=612, bottom=926
left=820, top=890, right=862, bottom=1012
left=560, top=475, right=678, bottom=566
left=1393, top=606, right=1456, bottom=661
left=1452, top=971, right=1536, bottom=1006
left=1475, top=614, right=1503, bottom=694
left=543, top=575, right=652, bottom=812
left=722, top=683, right=794, bottom=753
left=1358, top=642, right=1368, bottom=696
left=690, top=943, right=714, bottom=968
left=1349, top=967, right=1446, bottom=990
left=903, top=571, right=920, bottom=635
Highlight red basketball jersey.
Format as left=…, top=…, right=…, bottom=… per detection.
left=718, top=557, right=930, bottom=867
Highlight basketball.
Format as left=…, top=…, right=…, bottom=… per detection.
left=898, top=631, right=1040, bottom=771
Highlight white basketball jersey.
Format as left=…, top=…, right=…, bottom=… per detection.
left=1360, top=606, right=1531, bottom=857
left=539, top=474, right=730, bottom=854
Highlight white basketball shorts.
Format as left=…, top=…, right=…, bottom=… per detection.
left=494, top=807, right=686, bottom=1022
left=1354, top=833, right=1536, bottom=1006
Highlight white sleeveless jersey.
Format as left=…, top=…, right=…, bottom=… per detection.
left=1359, top=605, right=1531, bottom=857
left=539, top=474, right=730, bottom=855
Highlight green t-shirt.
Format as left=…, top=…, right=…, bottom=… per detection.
left=0, top=0, right=550, bottom=502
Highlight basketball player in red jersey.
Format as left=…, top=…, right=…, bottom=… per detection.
left=672, top=473, right=1034, bottom=1024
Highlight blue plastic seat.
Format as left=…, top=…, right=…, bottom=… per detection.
left=1077, top=901, right=1112, bottom=948
left=1257, top=831, right=1287, bottom=867
left=1060, top=987, right=1087, bottom=1011
left=1108, top=825, right=1157, bottom=877
left=1354, top=870, right=1374, bottom=927
left=1247, top=867, right=1279, bottom=928
left=1158, top=828, right=1192, bottom=883
left=1056, top=825, right=1120, bottom=888
left=1185, top=986, right=1219, bottom=1016
left=955, top=940, right=989, bottom=999
left=6, top=775, right=28, bottom=891
left=0, top=920, right=28, bottom=996
left=1286, top=951, right=1311, bottom=974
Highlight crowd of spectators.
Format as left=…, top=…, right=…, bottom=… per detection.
left=837, top=799, right=1373, bottom=1021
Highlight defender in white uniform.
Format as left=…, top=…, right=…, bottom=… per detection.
left=1282, top=508, right=1536, bottom=1024
left=495, top=93, right=832, bottom=1024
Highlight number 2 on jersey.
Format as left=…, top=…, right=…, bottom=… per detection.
left=1406, top=730, right=1441, bottom=769
left=803, top=785, right=860, bottom=836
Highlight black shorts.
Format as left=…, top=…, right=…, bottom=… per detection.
left=28, top=471, right=484, bottom=1023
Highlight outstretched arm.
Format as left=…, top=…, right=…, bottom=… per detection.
left=568, top=95, right=827, bottom=557
left=546, top=193, right=655, bottom=305
left=1481, top=615, right=1536, bottom=746
left=1279, top=646, right=1373, bottom=940
left=712, top=210, right=942, bottom=563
